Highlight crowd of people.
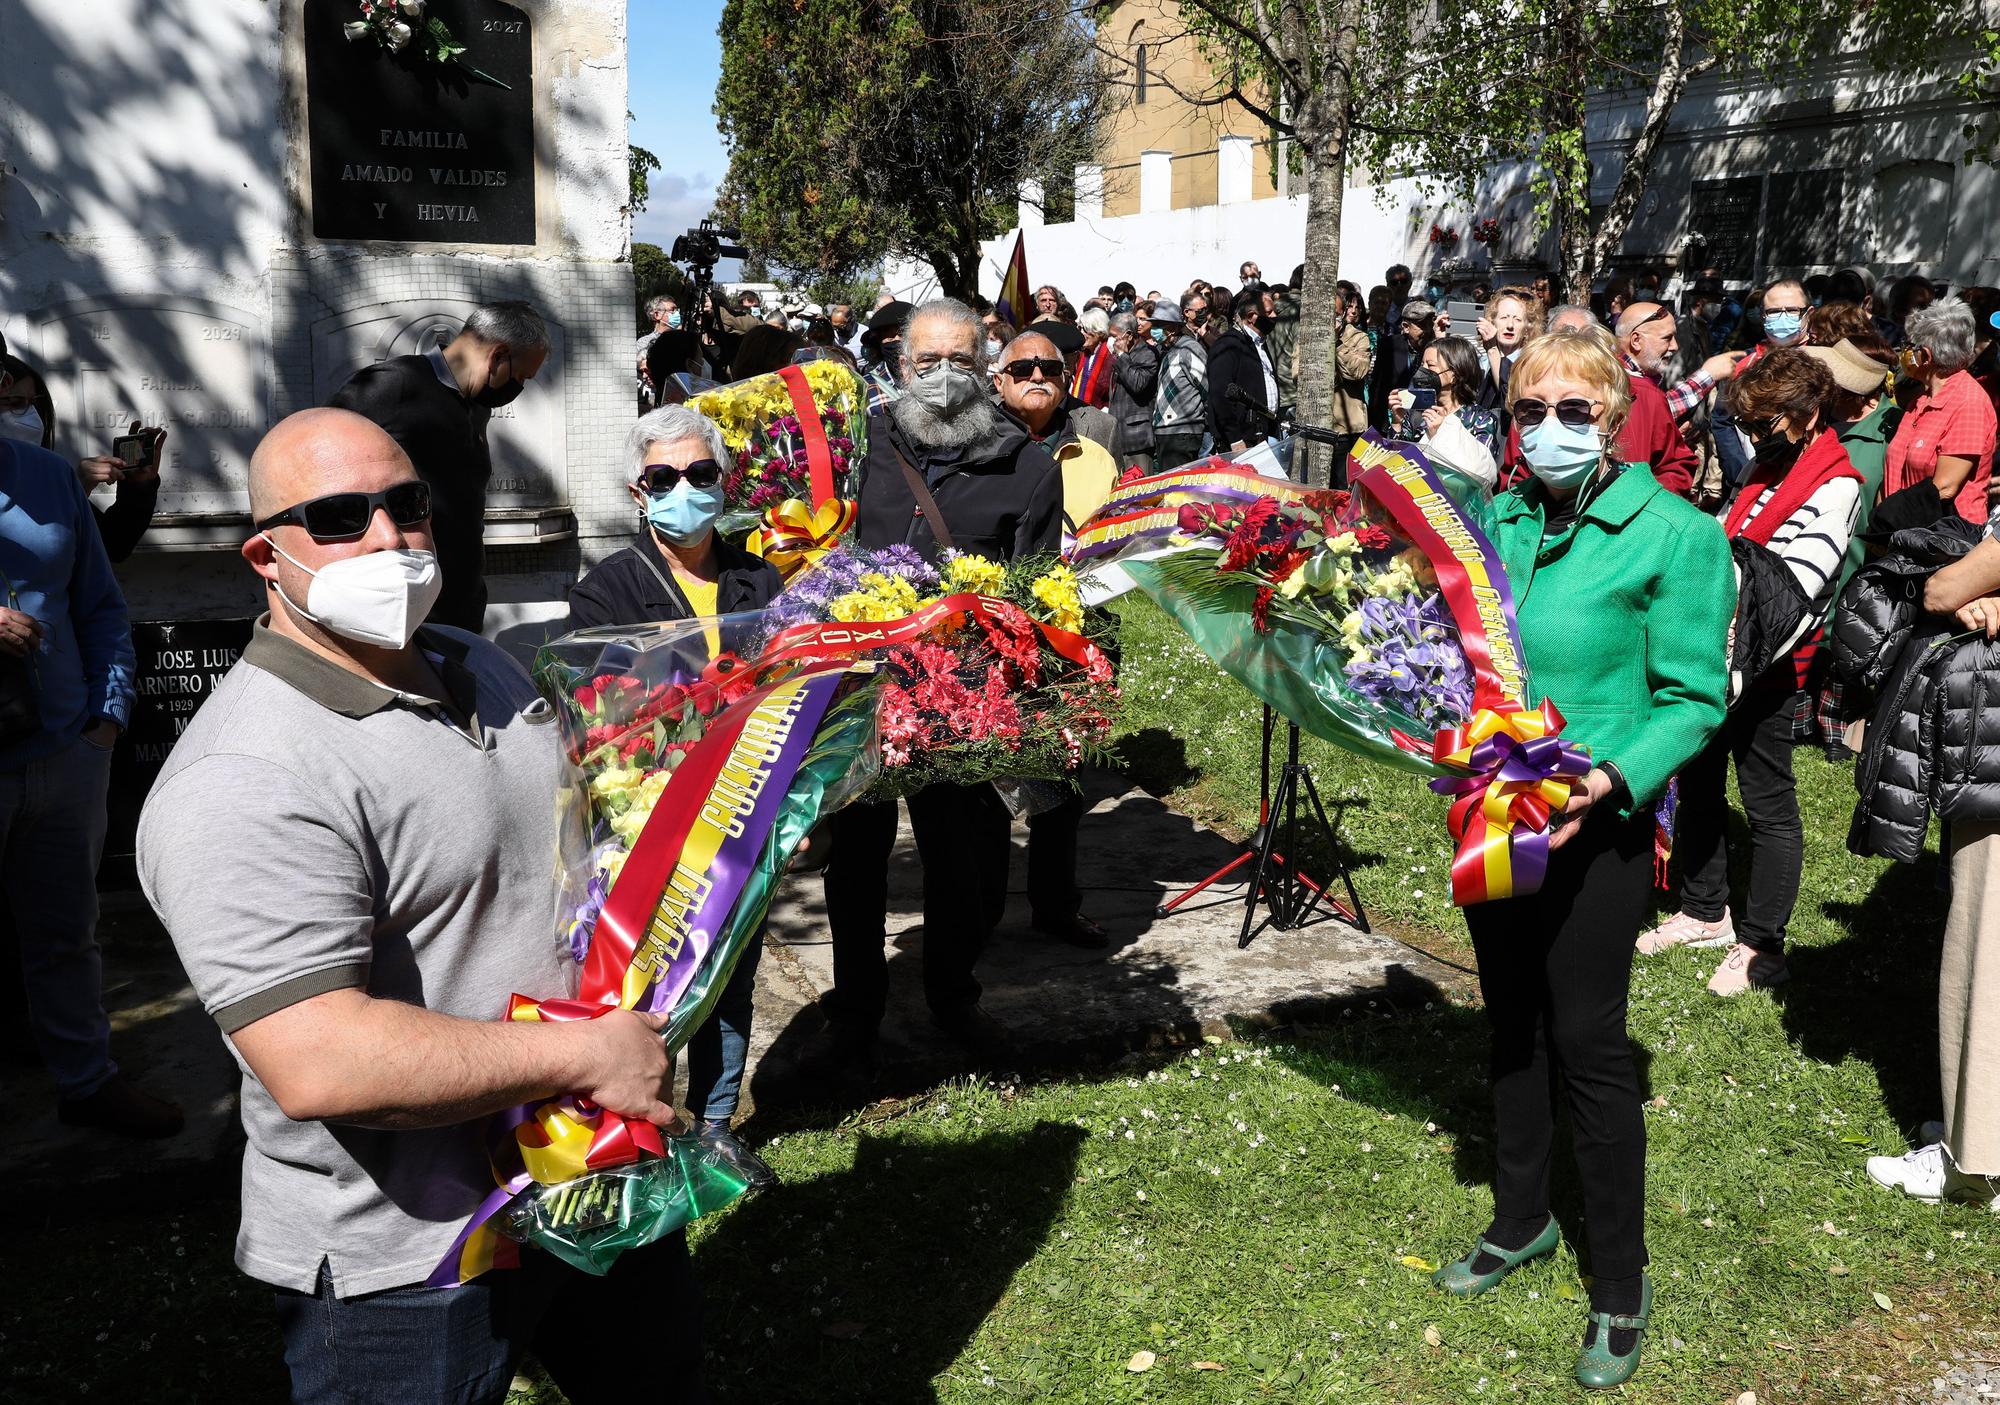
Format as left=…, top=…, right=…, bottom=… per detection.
left=3, top=246, right=1998, bottom=1399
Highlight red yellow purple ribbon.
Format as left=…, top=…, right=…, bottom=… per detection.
left=1427, top=701, right=1593, bottom=904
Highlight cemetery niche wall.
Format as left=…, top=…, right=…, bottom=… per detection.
left=0, top=0, right=633, bottom=871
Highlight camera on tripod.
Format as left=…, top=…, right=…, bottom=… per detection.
left=669, top=220, right=748, bottom=276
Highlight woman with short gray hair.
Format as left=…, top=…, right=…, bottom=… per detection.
left=565, top=402, right=781, bottom=1189
left=1073, top=305, right=1115, bottom=408
left=1885, top=296, right=1997, bottom=523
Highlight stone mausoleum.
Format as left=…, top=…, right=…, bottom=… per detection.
left=0, top=0, right=635, bottom=861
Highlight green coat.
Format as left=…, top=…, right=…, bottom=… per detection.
left=1489, top=464, right=1735, bottom=812
left=1826, top=400, right=1894, bottom=616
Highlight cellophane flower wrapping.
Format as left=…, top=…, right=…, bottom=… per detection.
left=685, top=360, right=868, bottom=533
left=759, top=543, right=1123, bottom=800
left=1070, top=437, right=1591, bottom=909
left=485, top=612, right=882, bottom=1274
left=1094, top=468, right=1478, bottom=772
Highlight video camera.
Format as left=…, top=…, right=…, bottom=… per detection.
left=670, top=220, right=748, bottom=279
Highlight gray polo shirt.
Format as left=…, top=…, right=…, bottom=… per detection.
left=137, top=619, right=570, bottom=1295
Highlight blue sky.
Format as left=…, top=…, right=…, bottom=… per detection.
left=628, top=0, right=732, bottom=255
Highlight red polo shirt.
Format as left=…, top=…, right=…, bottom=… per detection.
left=1885, top=368, right=1997, bottom=523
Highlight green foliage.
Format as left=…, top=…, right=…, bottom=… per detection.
left=628, top=110, right=663, bottom=213
left=715, top=0, right=1114, bottom=295
left=422, top=15, right=466, bottom=65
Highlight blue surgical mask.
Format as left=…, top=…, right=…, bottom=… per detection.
left=1763, top=311, right=1804, bottom=344
left=1149, top=327, right=1166, bottom=345
left=0, top=407, right=44, bottom=445
left=643, top=478, right=726, bottom=545
left=666, top=311, right=683, bottom=330
left=1520, top=418, right=1605, bottom=490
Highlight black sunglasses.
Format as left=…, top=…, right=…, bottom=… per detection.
left=255, top=481, right=432, bottom=542
left=1512, top=397, right=1603, bottom=429
left=639, top=459, right=722, bottom=494
left=1001, top=357, right=1065, bottom=381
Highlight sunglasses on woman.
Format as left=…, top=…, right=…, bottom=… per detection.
left=254, top=481, right=433, bottom=542
left=1511, top=397, right=1603, bottom=429
left=638, top=459, right=722, bottom=494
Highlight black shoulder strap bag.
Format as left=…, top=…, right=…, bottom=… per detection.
left=893, top=449, right=956, bottom=553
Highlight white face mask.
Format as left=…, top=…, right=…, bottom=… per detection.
left=0, top=407, right=44, bottom=445
left=263, top=537, right=443, bottom=650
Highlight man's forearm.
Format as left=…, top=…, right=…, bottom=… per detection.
left=236, top=990, right=592, bottom=1130
left=1927, top=536, right=2000, bottom=615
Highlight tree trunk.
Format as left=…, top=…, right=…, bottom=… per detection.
left=1290, top=0, right=1362, bottom=487
left=1588, top=19, right=1707, bottom=283
left=1544, top=0, right=1594, bottom=299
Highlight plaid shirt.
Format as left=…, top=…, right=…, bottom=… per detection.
left=1623, top=353, right=1713, bottom=422
left=1886, top=368, right=1998, bottom=523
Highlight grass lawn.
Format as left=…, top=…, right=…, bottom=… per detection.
left=15, top=597, right=1993, bottom=1403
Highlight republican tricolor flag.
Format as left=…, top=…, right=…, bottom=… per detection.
left=995, top=232, right=1031, bottom=327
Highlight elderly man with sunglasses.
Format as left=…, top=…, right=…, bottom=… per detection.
left=817, top=299, right=1063, bottom=1084
left=136, top=408, right=706, bottom=1405
left=1613, top=300, right=1746, bottom=426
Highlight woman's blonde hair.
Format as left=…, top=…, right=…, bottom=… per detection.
left=1508, top=329, right=1632, bottom=439
left=1487, top=285, right=1544, bottom=340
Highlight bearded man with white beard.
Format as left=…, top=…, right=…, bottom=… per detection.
left=813, top=298, right=1063, bottom=1083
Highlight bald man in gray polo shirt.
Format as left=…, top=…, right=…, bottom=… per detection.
left=138, top=409, right=708, bottom=1405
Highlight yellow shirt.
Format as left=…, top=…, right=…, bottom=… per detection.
left=673, top=572, right=723, bottom=659
left=1049, top=432, right=1118, bottom=536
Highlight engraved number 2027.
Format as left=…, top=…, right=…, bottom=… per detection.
left=483, top=19, right=523, bottom=31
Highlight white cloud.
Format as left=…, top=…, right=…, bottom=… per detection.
left=633, top=170, right=719, bottom=248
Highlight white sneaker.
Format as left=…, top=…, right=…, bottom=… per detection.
left=1636, top=908, right=1735, bottom=955
left=1706, top=942, right=1791, bottom=996
left=1866, top=1142, right=2000, bottom=1208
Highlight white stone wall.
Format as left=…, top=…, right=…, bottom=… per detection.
left=0, top=0, right=634, bottom=633
left=896, top=43, right=1994, bottom=310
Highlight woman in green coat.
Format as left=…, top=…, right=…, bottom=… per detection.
left=1428, top=331, right=1735, bottom=1389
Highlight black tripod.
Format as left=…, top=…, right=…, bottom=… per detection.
left=1157, top=704, right=1369, bottom=948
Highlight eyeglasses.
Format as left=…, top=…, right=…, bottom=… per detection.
left=1512, top=397, right=1603, bottom=429
left=1000, top=357, right=1064, bottom=381
left=255, top=481, right=432, bottom=542
left=1739, top=416, right=1782, bottom=441
left=911, top=351, right=978, bottom=373
left=1633, top=304, right=1674, bottom=329
left=1763, top=304, right=1808, bottom=317
left=639, top=459, right=723, bottom=494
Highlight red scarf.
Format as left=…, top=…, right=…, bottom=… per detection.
left=1722, top=427, right=1861, bottom=686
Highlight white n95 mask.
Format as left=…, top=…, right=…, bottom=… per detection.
left=263, top=537, right=443, bottom=650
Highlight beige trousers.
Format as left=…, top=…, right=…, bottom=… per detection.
left=1943, top=820, right=2000, bottom=1175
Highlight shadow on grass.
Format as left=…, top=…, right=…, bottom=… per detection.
left=1109, top=725, right=1200, bottom=796
left=1785, top=848, right=1950, bottom=1137
left=1269, top=979, right=1657, bottom=1284
left=693, top=1121, right=1088, bottom=1404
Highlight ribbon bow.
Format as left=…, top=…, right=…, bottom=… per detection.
left=746, top=497, right=857, bottom=583
left=1428, top=701, right=1592, bottom=905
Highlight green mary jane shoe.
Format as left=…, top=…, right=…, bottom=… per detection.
left=1575, top=1274, right=1653, bottom=1390
left=1431, top=1215, right=1560, bottom=1297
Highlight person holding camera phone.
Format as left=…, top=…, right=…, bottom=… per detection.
left=0, top=356, right=165, bottom=562
left=0, top=332, right=177, bottom=1139
left=1389, top=337, right=1498, bottom=457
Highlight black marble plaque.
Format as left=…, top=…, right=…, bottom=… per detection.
left=1689, top=177, right=1762, bottom=283
left=305, top=0, right=535, bottom=245
left=104, top=618, right=257, bottom=866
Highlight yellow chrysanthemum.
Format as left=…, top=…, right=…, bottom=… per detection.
left=1030, top=567, right=1085, bottom=633
left=945, top=554, right=1009, bottom=595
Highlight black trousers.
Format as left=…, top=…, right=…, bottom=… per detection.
left=1155, top=433, right=1205, bottom=470
left=1026, top=791, right=1084, bottom=922
left=822, top=783, right=1010, bottom=1029
left=1678, top=676, right=1801, bottom=954
left=1464, top=809, right=1652, bottom=1282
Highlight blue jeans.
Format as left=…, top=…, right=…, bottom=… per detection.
left=273, top=1235, right=706, bottom=1405
left=683, top=932, right=761, bottom=1124
left=0, top=735, right=115, bottom=1097
left=1711, top=391, right=1751, bottom=488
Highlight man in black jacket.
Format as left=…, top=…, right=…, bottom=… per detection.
left=822, top=299, right=1062, bottom=1078
left=327, top=300, right=549, bottom=633
left=1207, top=286, right=1279, bottom=453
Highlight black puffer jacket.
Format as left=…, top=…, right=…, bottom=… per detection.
left=1843, top=518, right=2000, bottom=862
